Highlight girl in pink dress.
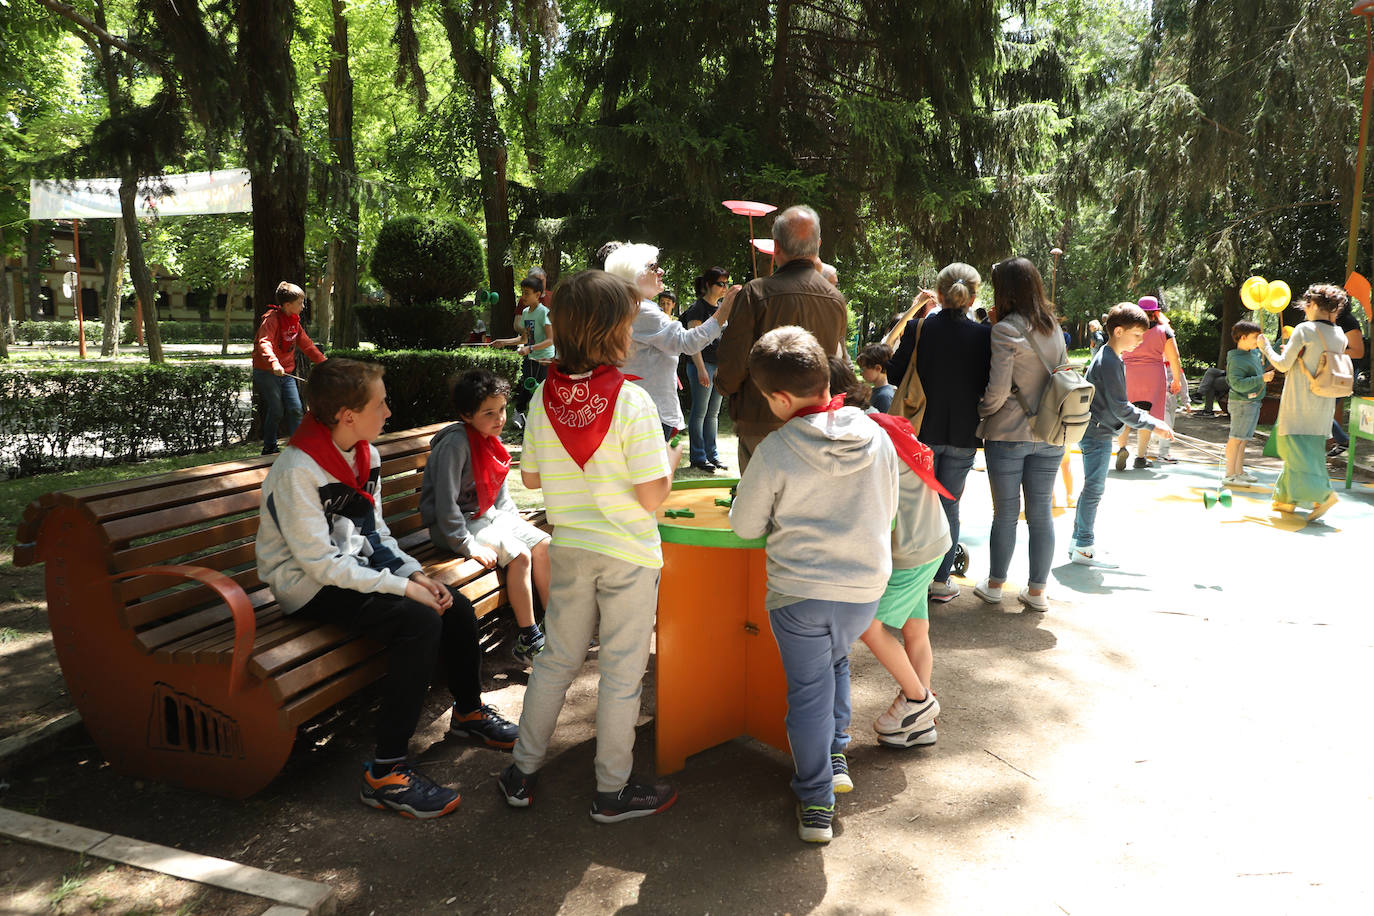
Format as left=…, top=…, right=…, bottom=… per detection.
left=1115, top=296, right=1184, bottom=469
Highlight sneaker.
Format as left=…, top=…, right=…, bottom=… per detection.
left=1133, top=456, right=1153, bottom=469
left=497, top=763, right=537, bottom=808
left=1115, top=447, right=1129, bottom=471
left=1155, top=455, right=1178, bottom=464
left=797, top=803, right=834, bottom=843
left=1308, top=491, right=1338, bottom=522
left=1239, top=471, right=1259, bottom=483
left=449, top=704, right=519, bottom=749
left=1193, top=410, right=1216, bottom=418
left=1017, top=590, right=1049, bottom=612
left=512, top=629, right=545, bottom=665
left=831, top=753, right=853, bottom=793
left=874, top=689, right=939, bottom=742
left=1068, top=545, right=1119, bottom=568
left=928, top=580, right=961, bottom=603
left=359, top=762, right=461, bottom=819
left=879, top=727, right=938, bottom=749
left=1272, top=501, right=1297, bottom=513
left=590, top=781, right=679, bottom=823
left=709, top=458, right=729, bottom=470
left=1221, top=474, right=1248, bottom=487
left=1329, top=443, right=1348, bottom=458
left=973, top=579, right=1003, bottom=603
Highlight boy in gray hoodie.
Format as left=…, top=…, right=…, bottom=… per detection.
left=730, top=327, right=900, bottom=843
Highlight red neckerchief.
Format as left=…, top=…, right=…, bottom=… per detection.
left=465, top=423, right=510, bottom=517
left=287, top=412, right=375, bottom=505
left=869, top=413, right=955, bottom=499
left=269, top=304, right=301, bottom=348
left=542, top=365, right=629, bottom=468
left=793, top=394, right=847, bottom=417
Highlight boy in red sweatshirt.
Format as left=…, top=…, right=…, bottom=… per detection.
left=254, top=281, right=326, bottom=454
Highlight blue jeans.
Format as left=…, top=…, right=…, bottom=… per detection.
left=253, top=368, right=303, bottom=451
left=983, top=439, right=1064, bottom=589
left=769, top=597, right=879, bottom=808
left=686, top=360, right=723, bottom=464
left=1072, top=432, right=1113, bottom=549
left=929, top=444, right=978, bottom=582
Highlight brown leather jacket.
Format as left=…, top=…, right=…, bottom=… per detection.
left=715, top=259, right=850, bottom=440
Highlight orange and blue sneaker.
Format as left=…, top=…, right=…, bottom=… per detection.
left=359, top=762, right=461, bottom=819
left=449, top=704, right=519, bottom=749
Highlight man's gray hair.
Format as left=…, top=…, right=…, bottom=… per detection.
left=772, top=205, right=821, bottom=259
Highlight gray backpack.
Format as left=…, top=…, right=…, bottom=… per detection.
left=1009, top=318, right=1096, bottom=447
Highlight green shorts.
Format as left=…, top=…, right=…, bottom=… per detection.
left=873, top=556, right=943, bottom=628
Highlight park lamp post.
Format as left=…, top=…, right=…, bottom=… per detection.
left=1346, top=1, right=1374, bottom=280
left=1049, top=246, right=1063, bottom=304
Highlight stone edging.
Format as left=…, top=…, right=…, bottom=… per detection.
left=0, top=807, right=335, bottom=915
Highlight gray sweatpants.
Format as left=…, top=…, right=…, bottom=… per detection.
left=512, top=543, right=661, bottom=792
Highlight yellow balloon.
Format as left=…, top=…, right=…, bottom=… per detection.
left=1282, top=324, right=1294, bottom=340
left=1264, top=280, right=1291, bottom=313
left=1240, top=276, right=1268, bottom=310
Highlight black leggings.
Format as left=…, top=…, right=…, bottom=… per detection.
left=296, top=585, right=482, bottom=760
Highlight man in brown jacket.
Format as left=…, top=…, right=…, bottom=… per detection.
left=716, top=205, right=850, bottom=469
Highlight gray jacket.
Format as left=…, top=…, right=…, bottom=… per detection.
left=623, top=300, right=722, bottom=429
left=978, top=317, right=1066, bottom=442
left=419, top=421, right=519, bottom=556
left=730, top=406, right=900, bottom=608
left=1264, top=320, right=1348, bottom=437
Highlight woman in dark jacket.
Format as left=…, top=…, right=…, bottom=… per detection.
left=892, top=262, right=991, bottom=602
left=679, top=267, right=731, bottom=471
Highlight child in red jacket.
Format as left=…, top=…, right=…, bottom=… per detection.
left=254, top=281, right=326, bottom=454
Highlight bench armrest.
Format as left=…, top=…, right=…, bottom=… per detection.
left=111, top=564, right=258, bottom=695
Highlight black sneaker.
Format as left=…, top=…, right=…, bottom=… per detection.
left=831, top=752, right=853, bottom=793
left=449, top=704, right=519, bottom=749
left=589, top=780, right=679, bottom=823
left=359, top=762, right=461, bottom=819
left=512, top=629, right=545, bottom=665
left=1194, top=409, right=1216, bottom=418
left=1133, top=456, right=1153, bottom=469
left=497, top=763, right=537, bottom=808
left=1115, top=447, right=1129, bottom=471
left=797, top=802, right=834, bottom=843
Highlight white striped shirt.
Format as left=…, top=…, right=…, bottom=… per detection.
left=521, top=379, right=671, bottom=568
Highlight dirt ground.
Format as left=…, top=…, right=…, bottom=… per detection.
left=0, top=837, right=263, bottom=915
left=3, top=413, right=1373, bottom=914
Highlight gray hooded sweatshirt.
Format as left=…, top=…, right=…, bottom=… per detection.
left=730, top=406, right=900, bottom=609
left=419, top=421, right=520, bottom=556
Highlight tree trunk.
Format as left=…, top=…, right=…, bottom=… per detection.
left=239, top=0, right=309, bottom=335
left=100, top=217, right=126, bottom=357
left=440, top=4, right=514, bottom=335
left=120, top=177, right=163, bottom=363
left=26, top=223, right=44, bottom=319
left=222, top=280, right=238, bottom=355
left=325, top=0, right=359, bottom=349
left=0, top=224, right=12, bottom=358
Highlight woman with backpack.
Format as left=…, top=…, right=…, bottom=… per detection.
left=973, top=257, right=1067, bottom=612
left=1259, top=283, right=1351, bottom=521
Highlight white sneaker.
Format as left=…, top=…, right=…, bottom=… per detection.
left=1068, top=546, right=1119, bottom=568
left=928, top=580, right=961, bottom=603
left=1221, top=474, right=1247, bottom=487
left=874, top=688, right=940, bottom=739
left=973, top=579, right=1003, bottom=603
left=1017, top=590, right=1049, bottom=612
left=1239, top=470, right=1259, bottom=483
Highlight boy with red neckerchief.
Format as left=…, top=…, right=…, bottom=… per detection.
left=496, top=270, right=683, bottom=823
left=421, top=369, right=552, bottom=664
left=252, top=281, right=326, bottom=455
left=255, top=358, right=519, bottom=820
left=728, top=327, right=900, bottom=844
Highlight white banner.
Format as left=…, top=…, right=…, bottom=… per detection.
left=28, top=169, right=252, bottom=220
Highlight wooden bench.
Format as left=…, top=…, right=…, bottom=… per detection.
left=13, top=422, right=544, bottom=799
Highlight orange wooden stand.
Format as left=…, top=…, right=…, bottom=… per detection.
left=654, top=480, right=789, bottom=774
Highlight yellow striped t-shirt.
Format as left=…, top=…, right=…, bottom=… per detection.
left=521, top=379, right=671, bottom=569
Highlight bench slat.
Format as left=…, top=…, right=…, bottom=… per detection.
left=458, top=569, right=501, bottom=603
left=119, top=541, right=258, bottom=602
left=83, top=465, right=272, bottom=524
left=280, top=656, right=391, bottom=730
left=121, top=566, right=264, bottom=630
left=269, top=638, right=387, bottom=703
left=113, top=516, right=260, bottom=573
left=104, top=490, right=265, bottom=548
left=249, top=625, right=357, bottom=679
left=473, top=590, right=504, bottom=619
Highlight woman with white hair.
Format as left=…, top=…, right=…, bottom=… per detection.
left=605, top=243, right=737, bottom=440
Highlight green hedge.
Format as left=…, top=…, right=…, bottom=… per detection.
left=0, top=364, right=252, bottom=477
left=354, top=301, right=479, bottom=350
left=1167, top=312, right=1222, bottom=374
left=13, top=319, right=261, bottom=346
left=328, top=347, right=521, bottom=431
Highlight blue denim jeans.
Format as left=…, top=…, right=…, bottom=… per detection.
left=929, top=444, right=978, bottom=582
left=1072, top=432, right=1113, bottom=549
left=253, top=368, right=303, bottom=451
left=686, top=360, right=723, bottom=464
left=769, top=597, right=879, bottom=808
left=983, top=439, right=1064, bottom=589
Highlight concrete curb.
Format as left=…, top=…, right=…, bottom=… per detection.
left=0, top=712, right=84, bottom=777
left=0, top=807, right=335, bottom=915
